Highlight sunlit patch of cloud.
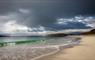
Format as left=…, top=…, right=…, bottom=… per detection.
left=0, top=12, right=46, bottom=33
left=1, top=20, right=47, bottom=33
left=56, top=16, right=95, bottom=28
left=19, top=9, right=30, bottom=14
left=0, top=13, right=21, bottom=30
left=2, top=21, right=32, bottom=33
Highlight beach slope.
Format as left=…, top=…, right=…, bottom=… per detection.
left=38, top=35, right=95, bottom=60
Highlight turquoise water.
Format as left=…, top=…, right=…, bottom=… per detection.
left=0, top=37, right=74, bottom=47
left=0, top=37, right=44, bottom=46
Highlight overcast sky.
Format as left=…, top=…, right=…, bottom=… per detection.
left=0, top=0, right=95, bottom=30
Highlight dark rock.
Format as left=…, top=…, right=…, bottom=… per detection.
left=81, top=29, right=95, bottom=35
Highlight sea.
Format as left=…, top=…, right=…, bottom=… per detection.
left=0, top=36, right=75, bottom=47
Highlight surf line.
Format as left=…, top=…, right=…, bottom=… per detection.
left=31, top=41, right=80, bottom=60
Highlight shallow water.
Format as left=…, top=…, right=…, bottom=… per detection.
left=0, top=36, right=77, bottom=47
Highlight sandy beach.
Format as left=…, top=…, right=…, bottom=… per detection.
left=38, top=35, right=95, bottom=60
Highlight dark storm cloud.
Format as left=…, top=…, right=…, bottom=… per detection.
left=12, top=0, right=95, bottom=16
left=0, top=0, right=95, bottom=27
left=0, top=0, right=14, bottom=14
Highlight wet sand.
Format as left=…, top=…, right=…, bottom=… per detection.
left=38, top=35, right=95, bottom=60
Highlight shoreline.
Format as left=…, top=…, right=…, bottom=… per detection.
left=37, top=35, right=95, bottom=60
left=33, top=36, right=81, bottom=60
left=32, top=43, right=80, bottom=60
left=0, top=36, right=81, bottom=60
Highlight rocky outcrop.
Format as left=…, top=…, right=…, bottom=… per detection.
left=81, top=29, right=95, bottom=35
